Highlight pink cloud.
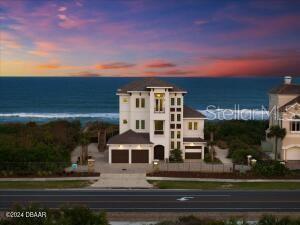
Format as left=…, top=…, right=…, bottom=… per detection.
left=145, top=59, right=176, bottom=68
left=95, top=62, right=135, bottom=70
left=58, top=6, right=67, bottom=12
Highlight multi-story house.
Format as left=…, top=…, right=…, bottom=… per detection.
left=267, top=76, right=300, bottom=161
left=107, top=77, right=206, bottom=164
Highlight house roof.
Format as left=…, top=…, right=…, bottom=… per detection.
left=107, top=129, right=153, bottom=145
left=183, top=137, right=206, bottom=143
left=117, top=77, right=186, bottom=94
left=183, top=105, right=206, bottom=118
left=279, top=96, right=300, bottom=112
left=269, top=84, right=300, bottom=95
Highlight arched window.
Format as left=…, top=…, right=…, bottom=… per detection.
left=290, top=115, right=300, bottom=132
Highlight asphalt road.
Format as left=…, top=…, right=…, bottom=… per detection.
left=1, top=190, right=300, bottom=212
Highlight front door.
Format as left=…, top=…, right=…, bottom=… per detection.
left=154, top=145, right=164, bottom=160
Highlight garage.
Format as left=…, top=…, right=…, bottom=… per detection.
left=111, top=149, right=129, bottom=163
left=286, top=147, right=300, bottom=160
left=132, top=150, right=149, bottom=163
left=185, top=152, right=202, bottom=159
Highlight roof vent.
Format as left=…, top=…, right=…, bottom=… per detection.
left=284, top=76, right=292, bottom=84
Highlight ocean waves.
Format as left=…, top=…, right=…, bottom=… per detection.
left=0, top=109, right=269, bottom=123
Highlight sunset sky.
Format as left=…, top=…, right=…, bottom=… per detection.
left=1, top=0, right=300, bottom=77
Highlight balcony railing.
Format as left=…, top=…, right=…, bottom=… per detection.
left=154, top=108, right=165, bottom=113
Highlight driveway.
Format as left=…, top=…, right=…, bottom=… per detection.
left=214, top=146, right=232, bottom=164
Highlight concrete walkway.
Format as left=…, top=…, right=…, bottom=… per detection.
left=214, top=146, right=232, bottom=164
left=91, top=173, right=153, bottom=188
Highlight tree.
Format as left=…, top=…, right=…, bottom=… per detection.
left=169, top=149, right=183, bottom=162
left=267, top=125, right=286, bottom=161
left=79, top=132, right=90, bottom=165
left=206, top=123, right=217, bottom=161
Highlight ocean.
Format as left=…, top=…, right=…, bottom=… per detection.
left=0, top=77, right=299, bottom=123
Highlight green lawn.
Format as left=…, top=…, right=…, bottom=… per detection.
left=148, top=180, right=300, bottom=190
left=0, top=180, right=92, bottom=189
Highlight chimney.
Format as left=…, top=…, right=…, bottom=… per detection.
left=284, top=76, right=292, bottom=84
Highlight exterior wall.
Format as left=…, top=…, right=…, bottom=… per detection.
left=149, top=88, right=171, bottom=159
left=108, top=144, right=153, bottom=164
left=183, top=118, right=204, bottom=138
left=281, top=107, right=300, bottom=149
left=119, top=92, right=150, bottom=134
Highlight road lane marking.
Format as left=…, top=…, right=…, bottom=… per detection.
left=177, top=197, right=194, bottom=201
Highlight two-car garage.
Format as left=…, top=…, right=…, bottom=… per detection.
left=285, top=147, right=300, bottom=161
left=110, top=149, right=149, bottom=163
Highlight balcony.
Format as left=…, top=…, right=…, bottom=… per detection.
left=154, top=107, right=165, bottom=113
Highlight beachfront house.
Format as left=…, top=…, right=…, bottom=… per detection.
left=107, top=78, right=206, bottom=164
left=267, top=76, right=300, bottom=162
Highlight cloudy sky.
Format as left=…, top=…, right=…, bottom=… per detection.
left=1, top=0, right=300, bottom=77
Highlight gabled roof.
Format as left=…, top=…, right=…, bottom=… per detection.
left=117, top=77, right=186, bottom=94
left=107, top=129, right=153, bottom=144
left=183, top=137, right=206, bottom=143
left=269, top=84, right=300, bottom=95
left=183, top=105, right=206, bottom=118
left=279, top=96, right=300, bottom=112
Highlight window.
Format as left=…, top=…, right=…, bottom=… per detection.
left=135, top=120, right=139, bottom=129
left=171, top=131, right=174, bottom=139
left=177, top=98, right=181, bottom=106
left=177, top=114, right=181, bottom=121
left=177, top=141, right=181, bottom=149
left=176, top=108, right=181, bottom=112
left=171, top=141, right=175, bottom=149
left=177, top=131, right=181, bottom=138
left=176, top=124, right=181, bottom=129
left=136, top=98, right=140, bottom=108
left=170, top=108, right=176, bottom=112
left=123, top=98, right=128, bottom=103
left=123, top=119, right=128, bottom=124
left=154, top=120, right=164, bottom=134
left=141, top=120, right=145, bottom=129
left=171, top=114, right=175, bottom=121
left=171, top=98, right=175, bottom=106
left=194, top=122, right=198, bottom=130
left=141, top=98, right=145, bottom=108
left=154, top=93, right=165, bottom=112
left=170, top=124, right=175, bottom=129
left=188, top=122, right=193, bottom=130
left=291, top=116, right=300, bottom=132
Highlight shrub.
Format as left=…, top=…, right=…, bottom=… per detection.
left=231, top=148, right=261, bottom=164
left=169, top=149, right=183, bottom=162
left=204, top=154, right=222, bottom=164
left=252, top=160, right=290, bottom=177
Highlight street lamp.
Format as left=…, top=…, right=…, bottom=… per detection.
left=251, top=158, right=257, bottom=165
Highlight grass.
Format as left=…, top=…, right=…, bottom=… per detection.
left=0, top=180, right=92, bottom=189
left=149, top=180, right=300, bottom=190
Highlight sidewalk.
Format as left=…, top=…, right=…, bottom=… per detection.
left=91, top=173, right=153, bottom=188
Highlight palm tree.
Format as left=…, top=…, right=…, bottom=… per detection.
left=206, top=123, right=217, bottom=161
left=79, top=132, right=90, bottom=165
left=267, top=125, right=286, bottom=161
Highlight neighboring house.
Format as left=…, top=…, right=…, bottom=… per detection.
left=267, top=76, right=300, bottom=161
left=107, top=77, right=206, bottom=164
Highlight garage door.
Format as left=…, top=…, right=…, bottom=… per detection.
left=286, top=147, right=300, bottom=160
left=185, top=152, right=202, bottom=159
left=132, top=150, right=149, bottom=163
left=111, top=149, right=129, bottom=163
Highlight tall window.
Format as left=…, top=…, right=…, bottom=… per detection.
left=171, top=131, right=174, bottom=139
left=154, top=120, right=164, bottom=134
left=177, top=98, right=181, bottom=106
left=135, top=120, right=139, bottom=129
left=136, top=98, right=140, bottom=108
left=141, top=98, right=145, bottom=108
left=171, top=98, right=175, bottom=106
left=177, top=141, right=181, bottom=149
left=177, top=131, right=181, bottom=138
left=171, top=114, right=175, bottom=121
left=177, top=114, right=181, bottom=121
left=291, top=115, right=300, bottom=132
left=194, top=122, right=198, bottom=130
left=171, top=141, right=175, bottom=149
left=141, top=120, right=145, bottom=129
left=188, top=122, right=193, bottom=130
left=154, top=93, right=165, bottom=112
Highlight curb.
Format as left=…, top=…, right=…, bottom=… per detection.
left=0, top=177, right=99, bottom=182
left=147, top=177, right=300, bottom=182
